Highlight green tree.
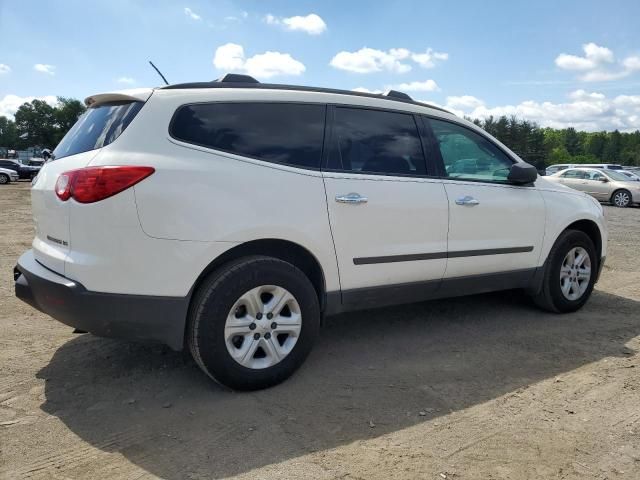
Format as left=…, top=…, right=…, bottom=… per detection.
left=603, top=130, right=622, bottom=162
left=13, top=99, right=58, bottom=148
left=564, top=127, right=582, bottom=156
left=54, top=97, right=86, bottom=144
left=0, top=116, right=19, bottom=146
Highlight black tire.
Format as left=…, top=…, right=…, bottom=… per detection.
left=0, top=173, right=9, bottom=185
left=187, top=255, right=320, bottom=390
left=531, top=230, right=597, bottom=313
left=611, top=189, right=631, bottom=208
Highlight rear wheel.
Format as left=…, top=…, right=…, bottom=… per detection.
left=611, top=189, right=631, bottom=208
left=187, top=256, right=320, bottom=390
left=531, top=230, right=597, bottom=313
left=0, top=173, right=9, bottom=185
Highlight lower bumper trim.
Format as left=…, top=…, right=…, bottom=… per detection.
left=14, top=250, right=188, bottom=350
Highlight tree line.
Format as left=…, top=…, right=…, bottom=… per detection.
left=471, top=116, right=640, bottom=168
left=0, top=98, right=86, bottom=151
left=1, top=97, right=639, bottom=167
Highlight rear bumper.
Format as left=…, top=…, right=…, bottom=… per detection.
left=14, top=250, right=188, bottom=350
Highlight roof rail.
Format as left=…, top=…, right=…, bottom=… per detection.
left=215, top=73, right=260, bottom=84
left=161, top=73, right=453, bottom=114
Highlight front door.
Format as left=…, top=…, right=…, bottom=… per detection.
left=425, top=118, right=545, bottom=279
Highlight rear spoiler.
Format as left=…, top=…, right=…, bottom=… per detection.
left=84, top=88, right=154, bottom=107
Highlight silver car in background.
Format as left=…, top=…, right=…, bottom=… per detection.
left=546, top=167, right=640, bottom=207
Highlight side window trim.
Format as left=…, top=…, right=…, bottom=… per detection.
left=320, top=104, right=433, bottom=179
left=421, top=115, right=517, bottom=185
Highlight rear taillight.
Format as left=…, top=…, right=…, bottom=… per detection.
left=55, top=166, right=155, bottom=203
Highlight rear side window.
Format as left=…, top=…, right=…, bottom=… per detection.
left=326, top=107, right=426, bottom=176
left=170, top=103, right=326, bottom=170
left=561, top=169, right=586, bottom=179
left=53, top=101, right=143, bottom=160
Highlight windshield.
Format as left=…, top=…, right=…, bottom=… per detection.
left=605, top=170, right=634, bottom=181
left=52, top=101, right=143, bottom=160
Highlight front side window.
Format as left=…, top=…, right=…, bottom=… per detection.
left=428, top=118, right=514, bottom=182
left=326, top=107, right=426, bottom=176
left=170, top=103, right=326, bottom=170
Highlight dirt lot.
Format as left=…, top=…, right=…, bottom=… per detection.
left=1, top=181, right=639, bottom=480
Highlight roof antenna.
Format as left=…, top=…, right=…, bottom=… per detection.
left=148, top=61, right=169, bottom=85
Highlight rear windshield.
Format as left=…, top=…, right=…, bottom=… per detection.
left=52, top=101, right=143, bottom=160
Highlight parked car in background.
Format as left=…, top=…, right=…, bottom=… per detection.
left=14, top=74, right=608, bottom=390
left=546, top=167, right=640, bottom=207
left=620, top=170, right=640, bottom=182
left=0, top=167, right=20, bottom=184
left=0, top=159, right=41, bottom=180
left=546, top=163, right=624, bottom=176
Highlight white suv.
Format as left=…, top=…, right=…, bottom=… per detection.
left=14, top=74, right=607, bottom=390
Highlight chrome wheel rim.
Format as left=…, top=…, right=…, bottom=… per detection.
left=560, top=247, right=591, bottom=301
left=224, top=285, right=302, bottom=369
left=614, top=191, right=630, bottom=207
left=0, top=175, right=7, bottom=184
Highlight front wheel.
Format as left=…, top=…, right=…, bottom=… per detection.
left=0, top=173, right=9, bottom=185
left=531, top=230, right=597, bottom=313
left=611, top=189, right=631, bottom=208
left=187, top=256, right=320, bottom=390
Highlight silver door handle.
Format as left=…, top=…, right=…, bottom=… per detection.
left=455, top=195, right=480, bottom=206
left=335, top=193, right=368, bottom=204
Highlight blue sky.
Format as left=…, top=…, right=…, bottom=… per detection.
left=1, top=0, right=640, bottom=131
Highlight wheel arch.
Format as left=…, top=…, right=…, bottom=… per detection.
left=564, top=219, right=603, bottom=260
left=187, top=238, right=327, bottom=313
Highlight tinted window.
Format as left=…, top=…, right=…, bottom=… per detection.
left=561, top=169, right=586, bottom=179
left=0, top=160, right=18, bottom=170
left=171, top=103, right=326, bottom=169
left=429, top=119, right=514, bottom=182
left=53, top=101, right=143, bottom=160
left=327, top=107, right=426, bottom=176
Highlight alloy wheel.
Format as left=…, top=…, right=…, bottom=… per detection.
left=559, top=246, right=591, bottom=301
left=224, top=285, right=302, bottom=369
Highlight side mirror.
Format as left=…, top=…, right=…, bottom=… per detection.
left=507, top=162, right=538, bottom=185
left=599, top=177, right=609, bottom=183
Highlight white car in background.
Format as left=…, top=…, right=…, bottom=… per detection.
left=14, top=74, right=608, bottom=390
left=0, top=167, right=19, bottom=184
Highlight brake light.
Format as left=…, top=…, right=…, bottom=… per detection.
left=55, top=166, right=155, bottom=203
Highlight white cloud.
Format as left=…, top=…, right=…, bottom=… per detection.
left=33, top=64, right=55, bottom=75
left=352, top=87, right=384, bottom=94
left=393, top=80, right=439, bottom=92
left=213, top=43, right=305, bottom=79
left=439, top=90, right=640, bottom=132
left=184, top=7, right=201, bottom=20
left=446, top=95, right=485, bottom=110
left=264, top=13, right=327, bottom=35
left=0, top=64, right=11, bottom=75
left=555, top=43, right=640, bottom=82
left=0, top=94, right=57, bottom=119
left=330, top=47, right=448, bottom=74
left=116, top=76, right=135, bottom=85
left=411, top=49, right=449, bottom=68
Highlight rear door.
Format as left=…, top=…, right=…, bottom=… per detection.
left=580, top=170, right=611, bottom=200
left=557, top=169, right=588, bottom=191
left=322, top=106, right=449, bottom=298
left=424, top=117, right=545, bottom=279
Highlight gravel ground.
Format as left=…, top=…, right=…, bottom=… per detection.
left=1, top=181, right=639, bottom=480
